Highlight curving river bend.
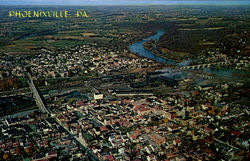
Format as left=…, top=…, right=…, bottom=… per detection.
left=129, top=30, right=249, bottom=81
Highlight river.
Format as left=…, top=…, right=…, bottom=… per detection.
left=129, top=30, right=175, bottom=65
left=129, top=30, right=249, bottom=81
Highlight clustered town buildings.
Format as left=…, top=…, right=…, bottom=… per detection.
left=0, top=44, right=249, bottom=160
left=1, top=80, right=249, bottom=160
left=0, top=45, right=159, bottom=79
left=0, top=44, right=249, bottom=80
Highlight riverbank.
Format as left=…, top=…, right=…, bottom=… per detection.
left=129, top=30, right=177, bottom=65
left=129, top=30, right=250, bottom=83
left=142, top=34, right=190, bottom=63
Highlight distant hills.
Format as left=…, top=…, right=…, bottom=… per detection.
left=0, top=0, right=250, bottom=6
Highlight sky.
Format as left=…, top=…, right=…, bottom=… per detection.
left=0, top=0, right=249, bottom=5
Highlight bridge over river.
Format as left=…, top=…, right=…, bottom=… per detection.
left=179, top=61, right=231, bottom=70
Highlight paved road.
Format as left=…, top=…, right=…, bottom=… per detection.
left=26, top=72, right=100, bottom=161
left=55, top=118, right=100, bottom=161
left=27, top=73, right=50, bottom=113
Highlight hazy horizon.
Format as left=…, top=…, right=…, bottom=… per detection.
left=0, top=0, right=250, bottom=6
